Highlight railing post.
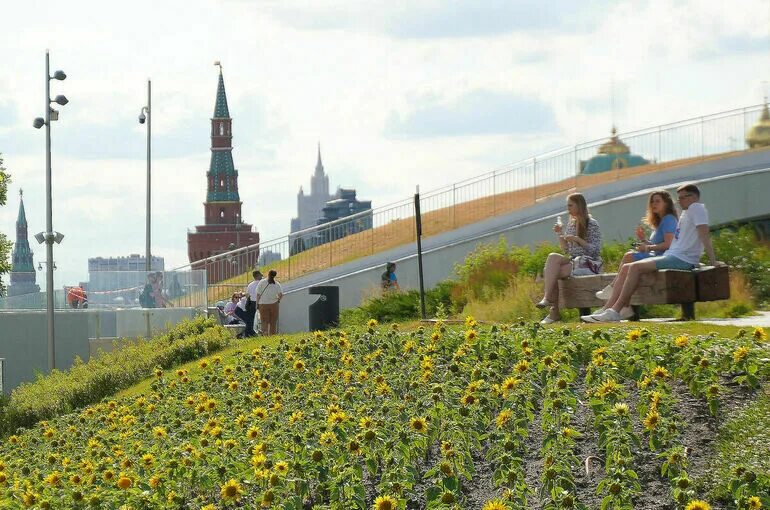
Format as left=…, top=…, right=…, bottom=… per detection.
left=574, top=145, right=578, bottom=191
left=532, top=157, right=537, bottom=203
left=658, top=125, right=662, bottom=162
left=701, top=116, right=705, bottom=158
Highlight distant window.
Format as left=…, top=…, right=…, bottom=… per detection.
left=219, top=122, right=224, bottom=135
left=220, top=208, right=225, bottom=219
left=220, top=179, right=224, bottom=188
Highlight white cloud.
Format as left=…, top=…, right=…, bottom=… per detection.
left=1, top=0, right=769, bottom=289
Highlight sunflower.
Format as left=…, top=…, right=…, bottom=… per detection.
left=596, top=379, right=620, bottom=398
left=674, top=335, right=690, bottom=348
left=253, top=407, right=268, bottom=420
left=501, top=376, right=520, bottom=392
left=373, top=495, right=398, bottom=510
left=153, top=427, right=167, bottom=438
left=747, top=496, right=762, bottom=509
left=430, top=331, right=441, bottom=342
left=274, top=461, right=289, bottom=475
left=465, top=329, right=478, bottom=342
left=496, top=409, right=513, bottom=429
left=293, top=360, right=306, bottom=372
left=643, top=410, right=660, bottom=431
left=753, top=327, right=767, bottom=342
left=116, top=475, right=132, bottom=490
left=360, top=416, right=375, bottom=429
left=684, top=501, right=711, bottom=510
left=465, top=315, right=477, bottom=327
left=320, top=431, right=338, bottom=446
left=514, top=360, right=529, bottom=373
left=626, top=329, right=642, bottom=342
left=651, top=366, right=669, bottom=379
left=45, top=472, right=62, bottom=486
left=482, top=499, right=510, bottom=510
left=247, top=427, right=260, bottom=440
left=367, top=319, right=378, bottom=328
left=220, top=479, right=243, bottom=502
left=289, top=411, right=303, bottom=424
left=613, top=403, right=630, bottom=416
left=733, top=346, right=749, bottom=363
left=141, top=454, right=155, bottom=467
left=410, top=417, right=428, bottom=434
left=349, top=440, right=362, bottom=455
left=460, top=393, right=476, bottom=406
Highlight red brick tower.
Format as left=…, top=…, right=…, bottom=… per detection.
left=188, top=64, right=259, bottom=282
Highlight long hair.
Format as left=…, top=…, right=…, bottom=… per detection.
left=267, top=270, right=277, bottom=284
left=567, top=193, right=590, bottom=240
left=644, top=190, right=678, bottom=228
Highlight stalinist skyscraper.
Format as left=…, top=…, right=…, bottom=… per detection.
left=290, top=143, right=334, bottom=234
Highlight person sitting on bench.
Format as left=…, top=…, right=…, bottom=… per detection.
left=594, top=190, right=678, bottom=318
left=582, top=183, right=723, bottom=323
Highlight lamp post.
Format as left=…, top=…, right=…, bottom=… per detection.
left=32, top=50, right=69, bottom=370
left=138, top=80, right=151, bottom=272
left=32, top=50, right=67, bottom=371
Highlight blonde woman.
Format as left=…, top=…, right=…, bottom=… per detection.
left=535, top=193, right=602, bottom=324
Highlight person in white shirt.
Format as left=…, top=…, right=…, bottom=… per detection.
left=582, top=183, right=723, bottom=323
left=242, top=270, right=263, bottom=336
left=255, top=269, right=283, bottom=335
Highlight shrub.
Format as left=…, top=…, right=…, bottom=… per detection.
left=0, top=316, right=231, bottom=435
left=712, top=225, right=770, bottom=305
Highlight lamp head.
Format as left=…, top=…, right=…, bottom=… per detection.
left=34, top=232, right=46, bottom=244
left=33, top=117, right=45, bottom=129
left=53, top=70, right=66, bottom=81
left=53, top=231, right=65, bottom=244
left=138, top=111, right=146, bottom=124
left=53, top=95, right=68, bottom=106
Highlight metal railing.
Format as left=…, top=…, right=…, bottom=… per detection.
left=175, top=104, right=766, bottom=304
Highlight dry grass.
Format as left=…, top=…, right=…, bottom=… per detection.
left=192, top=149, right=755, bottom=304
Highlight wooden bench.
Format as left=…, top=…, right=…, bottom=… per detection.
left=207, top=307, right=247, bottom=337
left=558, top=265, right=730, bottom=320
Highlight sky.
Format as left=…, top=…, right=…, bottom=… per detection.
left=1, top=0, right=770, bottom=288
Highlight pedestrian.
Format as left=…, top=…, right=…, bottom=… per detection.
left=255, top=269, right=283, bottom=336
left=244, top=270, right=263, bottom=336
left=381, top=262, right=399, bottom=291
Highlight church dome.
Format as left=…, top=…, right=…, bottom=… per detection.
left=580, top=126, right=651, bottom=175
left=746, top=103, right=770, bottom=149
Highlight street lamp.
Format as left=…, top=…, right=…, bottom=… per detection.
left=32, top=50, right=67, bottom=371
left=138, top=80, right=151, bottom=272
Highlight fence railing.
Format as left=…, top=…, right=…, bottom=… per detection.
left=174, top=104, right=766, bottom=304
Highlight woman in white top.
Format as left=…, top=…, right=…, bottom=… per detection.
left=255, top=269, right=283, bottom=335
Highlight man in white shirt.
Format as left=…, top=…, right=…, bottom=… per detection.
left=583, top=183, right=723, bottom=323
left=243, top=270, right=263, bottom=336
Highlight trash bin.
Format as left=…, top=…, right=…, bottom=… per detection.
left=308, top=286, right=339, bottom=331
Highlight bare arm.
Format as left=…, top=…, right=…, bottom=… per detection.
left=696, top=225, right=720, bottom=266
left=642, top=232, right=674, bottom=253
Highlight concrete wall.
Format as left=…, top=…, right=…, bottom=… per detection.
left=0, top=307, right=204, bottom=393
left=0, top=310, right=91, bottom=393
left=278, top=162, right=770, bottom=333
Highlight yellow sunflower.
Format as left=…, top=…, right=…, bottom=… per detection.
left=643, top=410, right=660, bottom=431
left=482, top=499, right=510, bottom=510
left=220, top=479, right=243, bottom=502
left=747, top=496, right=762, bottom=509
left=373, top=495, right=398, bottom=510
left=674, top=335, right=690, bottom=348
left=410, top=417, right=428, bottom=434
left=684, top=501, right=711, bottom=510
left=753, top=327, right=767, bottom=342
left=626, top=329, right=642, bottom=342
left=733, top=346, right=749, bottom=363
left=651, top=366, right=669, bottom=379
left=496, top=409, right=513, bottom=429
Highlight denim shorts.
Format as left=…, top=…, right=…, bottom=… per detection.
left=650, top=254, right=696, bottom=271
left=631, top=251, right=653, bottom=262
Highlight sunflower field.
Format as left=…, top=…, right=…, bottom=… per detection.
left=0, top=320, right=768, bottom=509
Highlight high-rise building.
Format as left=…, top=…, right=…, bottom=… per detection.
left=290, top=143, right=334, bottom=235
left=88, top=254, right=165, bottom=273
left=8, top=190, right=40, bottom=297
left=187, top=64, right=259, bottom=282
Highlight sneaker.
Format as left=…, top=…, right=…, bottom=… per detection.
left=589, top=308, right=622, bottom=323
left=540, top=316, right=558, bottom=325
left=620, top=306, right=635, bottom=320
left=535, top=298, right=555, bottom=309
left=595, top=284, right=614, bottom=300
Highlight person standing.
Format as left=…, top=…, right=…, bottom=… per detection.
left=243, top=270, right=263, bottom=336
left=255, top=269, right=283, bottom=336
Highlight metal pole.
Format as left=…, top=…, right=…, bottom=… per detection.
left=146, top=80, right=152, bottom=272
left=414, top=186, right=426, bottom=320
left=45, top=50, right=56, bottom=371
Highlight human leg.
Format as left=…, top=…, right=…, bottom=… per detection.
left=543, top=260, right=573, bottom=322
left=538, top=253, right=571, bottom=306
left=611, top=259, right=659, bottom=312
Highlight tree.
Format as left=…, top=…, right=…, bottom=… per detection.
left=0, top=153, right=11, bottom=297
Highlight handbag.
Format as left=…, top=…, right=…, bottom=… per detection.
left=571, top=255, right=603, bottom=276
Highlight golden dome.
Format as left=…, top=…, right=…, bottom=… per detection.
left=746, top=103, right=770, bottom=149
left=597, top=126, right=631, bottom=155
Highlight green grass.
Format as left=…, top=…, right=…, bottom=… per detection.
left=697, top=387, right=770, bottom=500
left=115, top=331, right=309, bottom=399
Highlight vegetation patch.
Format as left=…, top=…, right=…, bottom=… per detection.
left=0, top=320, right=767, bottom=509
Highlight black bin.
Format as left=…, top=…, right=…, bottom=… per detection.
left=308, top=286, right=339, bottom=331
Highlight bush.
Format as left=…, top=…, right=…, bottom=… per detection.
left=712, top=225, right=770, bottom=305
left=0, top=316, right=231, bottom=436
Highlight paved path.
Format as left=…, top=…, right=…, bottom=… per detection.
left=640, top=311, right=770, bottom=327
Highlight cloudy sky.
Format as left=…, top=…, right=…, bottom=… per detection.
left=1, top=0, right=769, bottom=287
